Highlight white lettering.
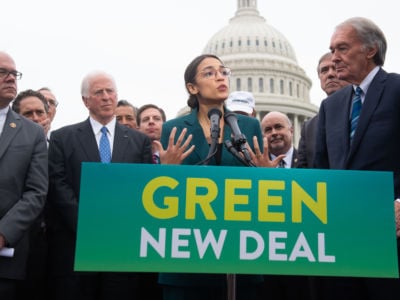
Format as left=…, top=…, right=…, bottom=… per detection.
left=140, top=227, right=166, bottom=258
left=193, top=229, right=227, bottom=259
left=289, top=232, right=315, bottom=261
left=318, top=233, right=336, bottom=262
left=240, top=230, right=264, bottom=260
left=269, top=231, right=287, bottom=261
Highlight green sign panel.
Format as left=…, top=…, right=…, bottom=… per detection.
left=75, top=163, right=398, bottom=278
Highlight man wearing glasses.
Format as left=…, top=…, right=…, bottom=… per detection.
left=0, top=51, right=48, bottom=300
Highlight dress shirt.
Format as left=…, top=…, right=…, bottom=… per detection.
left=355, top=66, right=380, bottom=105
left=90, top=117, right=116, bottom=154
left=271, top=146, right=294, bottom=168
left=0, top=106, right=9, bottom=136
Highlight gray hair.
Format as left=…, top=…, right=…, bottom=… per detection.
left=81, top=71, right=117, bottom=97
left=317, top=52, right=332, bottom=74
left=336, top=17, right=387, bottom=66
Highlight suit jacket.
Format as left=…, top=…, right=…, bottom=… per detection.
left=297, top=115, right=318, bottom=168
left=290, top=147, right=299, bottom=168
left=159, top=108, right=263, bottom=287
left=314, top=68, right=400, bottom=198
left=46, top=118, right=152, bottom=276
left=0, top=109, right=48, bottom=279
left=161, top=108, right=263, bottom=167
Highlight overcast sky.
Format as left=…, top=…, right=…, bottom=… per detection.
left=3, top=0, right=399, bottom=130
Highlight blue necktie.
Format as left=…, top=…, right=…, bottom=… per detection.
left=350, top=86, right=362, bottom=141
left=99, top=126, right=111, bottom=163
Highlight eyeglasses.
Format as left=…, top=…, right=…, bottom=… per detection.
left=198, top=67, right=231, bottom=80
left=0, top=68, right=22, bottom=80
left=47, top=98, right=59, bottom=107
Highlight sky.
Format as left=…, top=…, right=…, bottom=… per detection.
left=3, top=0, right=400, bottom=131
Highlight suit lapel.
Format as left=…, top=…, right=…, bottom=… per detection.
left=330, top=86, right=353, bottom=163
left=185, top=110, right=209, bottom=161
left=112, top=123, right=130, bottom=161
left=348, top=69, right=386, bottom=160
left=76, top=119, right=100, bottom=161
left=291, top=148, right=298, bottom=168
left=0, top=110, right=22, bottom=161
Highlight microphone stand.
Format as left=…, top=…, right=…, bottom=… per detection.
left=223, top=112, right=255, bottom=167
left=197, top=108, right=222, bottom=165
left=225, top=139, right=255, bottom=300
left=224, top=139, right=256, bottom=167
left=227, top=273, right=236, bottom=300
left=223, top=114, right=257, bottom=300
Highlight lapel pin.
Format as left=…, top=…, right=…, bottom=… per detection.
left=10, top=122, right=16, bottom=128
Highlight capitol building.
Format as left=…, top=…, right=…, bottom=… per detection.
left=202, top=0, right=318, bottom=146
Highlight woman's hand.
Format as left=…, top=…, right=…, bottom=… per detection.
left=248, top=136, right=285, bottom=167
left=153, top=127, right=195, bottom=164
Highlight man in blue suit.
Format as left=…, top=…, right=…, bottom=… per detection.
left=0, top=51, right=48, bottom=299
left=314, top=17, right=400, bottom=299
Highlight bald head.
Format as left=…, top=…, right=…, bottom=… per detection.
left=0, top=51, right=19, bottom=108
left=261, top=111, right=293, bottom=156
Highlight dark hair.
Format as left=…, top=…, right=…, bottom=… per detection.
left=317, top=52, right=332, bottom=74
left=136, top=103, right=166, bottom=126
left=117, top=99, right=134, bottom=108
left=184, top=54, right=223, bottom=109
left=37, top=86, right=52, bottom=93
left=12, top=89, right=49, bottom=113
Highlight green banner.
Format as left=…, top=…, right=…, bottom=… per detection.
left=75, top=163, right=398, bottom=278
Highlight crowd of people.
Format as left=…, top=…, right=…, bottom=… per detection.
left=1, top=16, right=400, bottom=300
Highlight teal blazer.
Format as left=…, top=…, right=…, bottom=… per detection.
left=159, top=107, right=263, bottom=287
left=161, top=107, right=263, bottom=166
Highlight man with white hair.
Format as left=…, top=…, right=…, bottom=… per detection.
left=46, top=70, right=153, bottom=300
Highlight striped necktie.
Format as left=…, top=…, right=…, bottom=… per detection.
left=99, top=126, right=111, bottom=163
left=350, top=86, right=362, bottom=141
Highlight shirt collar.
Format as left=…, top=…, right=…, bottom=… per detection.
left=355, top=66, right=380, bottom=96
left=90, top=117, right=116, bottom=136
left=0, top=106, right=9, bottom=116
left=271, top=146, right=294, bottom=168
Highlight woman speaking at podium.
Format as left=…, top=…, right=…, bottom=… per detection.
left=154, top=54, right=282, bottom=300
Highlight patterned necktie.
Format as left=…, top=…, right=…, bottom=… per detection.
left=152, top=153, right=160, bottom=164
left=278, top=159, right=286, bottom=168
left=350, top=86, right=362, bottom=141
left=99, top=126, right=111, bottom=163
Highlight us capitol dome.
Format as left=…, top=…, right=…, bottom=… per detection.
left=203, top=0, right=318, bottom=145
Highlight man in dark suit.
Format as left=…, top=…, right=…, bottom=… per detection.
left=314, top=17, right=400, bottom=299
left=261, top=111, right=298, bottom=168
left=11, top=89, right=50, bottom=300
left=46, top=71, right=153, bottom=300
left=297, top=52, right=349, bottom=168
left=0, top=51, right=48, bottom=300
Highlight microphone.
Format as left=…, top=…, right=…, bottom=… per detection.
left=224, top=140, right=254, bottom=167
left=196, top=108, right=222, bottom=165
left=224, top=112, right=252, bottom=163
left=208, top=108, right=222, bottom=142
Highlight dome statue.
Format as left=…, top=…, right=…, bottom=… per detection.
left=203, top=0, right=318, bottom=146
